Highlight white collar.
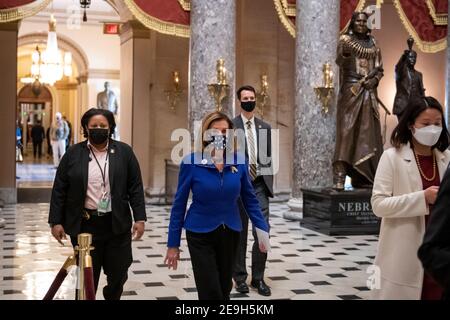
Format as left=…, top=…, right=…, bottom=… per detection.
left=241, top=114, right=255, bottom=126
left=87, top=140, right=109, bottom=153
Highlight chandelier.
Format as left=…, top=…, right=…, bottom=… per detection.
left=80, top=0, right=91, bottom=22
left=21, top=15, right=72, bottom=87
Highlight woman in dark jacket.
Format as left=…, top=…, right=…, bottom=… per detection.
left=165, top=111, right=269, bottom=300
left=48, top=108, right=146, bottom=300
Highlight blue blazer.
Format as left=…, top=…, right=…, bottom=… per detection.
left=167, top=152, right=269, bottom=247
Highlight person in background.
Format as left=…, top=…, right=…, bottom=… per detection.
left=46, top=125, right=52, bottom=158
left=49, top=112, right=69, bottom=168
left=31, top=120, right=45, bottom=159
left=165, top=111, right=270, bottom=300
left=371, top=96, right=450, bottom=299
left=48, top=108, right=146, bottom=300
left=63, top=115, right=72, bottom=151
left=232, top=85, right=273, bottom=296
left=16, top=121, right=23, bottom=164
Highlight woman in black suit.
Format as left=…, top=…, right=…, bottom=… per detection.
left=48, top=108, right=146, bottom=300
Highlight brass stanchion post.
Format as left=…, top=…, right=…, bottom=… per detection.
left=75, top=233, right=94, bottom=300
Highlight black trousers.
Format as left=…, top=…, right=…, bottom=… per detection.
left=33, top=141, right=42, bottom=158
left=186, top=226, right=240, bottom=300
left=233, top=177, right=270, bottom=283
left=70, top=214, right=132, bottom=300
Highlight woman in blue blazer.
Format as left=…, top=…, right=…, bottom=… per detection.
left=165, top=111, right=270, bottom=300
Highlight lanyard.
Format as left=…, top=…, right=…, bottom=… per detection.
left=89, top=146, right=109, bottom=189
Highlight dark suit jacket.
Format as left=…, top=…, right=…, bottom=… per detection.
left=418, top=164, right=450, bottom=299
left=31, top=125, right=45, bottom=143
left=393, top=61, right=425, bottom=116
left=48, top=139, right=147, bottom=236
left=232, top=115, right=274, bottom=197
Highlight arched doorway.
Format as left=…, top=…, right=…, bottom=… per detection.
left=17, top=83, right=53, bottom=159
left=16, top=83, right=56, bottom=202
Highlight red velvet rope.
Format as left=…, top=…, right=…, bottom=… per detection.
left=84, top=267, right=96, bottom=300
left=42, top=268, right=68, bottom=300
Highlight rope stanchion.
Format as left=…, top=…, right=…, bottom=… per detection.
left=43, top=254, right=76, bottom=300
left=43, top=233, right=95, bottom=300
left=75, top=233, right=95, bottom=300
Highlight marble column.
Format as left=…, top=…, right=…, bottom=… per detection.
left=120, top=20, right=152, bottom=187
left=285, top=0, right=340, bottom=220
left=189, top=0, right=236, bottom=134
left=0, top=22, right=19, bottom=204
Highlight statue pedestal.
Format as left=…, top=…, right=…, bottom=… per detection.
left=300, top=188, right=380, bottom=236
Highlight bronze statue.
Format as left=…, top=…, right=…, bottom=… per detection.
left=333, top=12, right=384, bottom=190
left=97, top=81, right=119, bottom=115
left=393, top=37, right=425, bottom=120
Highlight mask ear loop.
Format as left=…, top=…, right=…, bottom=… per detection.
left=424, top=97, right=429, bottom=107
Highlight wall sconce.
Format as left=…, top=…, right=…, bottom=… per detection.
left=164, top=71, right=183, bottom=111
left=314, top=63, right=334, bottom=114
left=256, top=74, right=270, bottom=119
left=207, top=58, right=230, bottom=111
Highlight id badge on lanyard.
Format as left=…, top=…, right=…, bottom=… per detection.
left=90, top=146, right=111, bottom=213
left=98, top=191, right=111, bottom=213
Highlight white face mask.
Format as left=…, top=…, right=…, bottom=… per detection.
left=412, top=125, right=442, bottom=146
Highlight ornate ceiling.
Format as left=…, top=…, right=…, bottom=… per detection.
left=1, top=0, right=448, bottom=52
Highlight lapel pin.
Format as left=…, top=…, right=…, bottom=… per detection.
left=201, top=159, right=207, bottom=165
left=110, top=149, right=115, bottom=154
left=231, top=166, right=238, bottom=173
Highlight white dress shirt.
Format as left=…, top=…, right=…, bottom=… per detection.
left=241, top=114, right=260, bottom=175
left=84, top=141, right=111, bottom=211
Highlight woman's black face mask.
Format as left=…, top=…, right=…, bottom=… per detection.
left=89, top=128, right=109, bottom=145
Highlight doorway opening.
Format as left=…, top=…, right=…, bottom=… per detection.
left=16, top=84, right=55, bottom=201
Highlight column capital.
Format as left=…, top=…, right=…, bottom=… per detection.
left=120, top=20, right=151, bottom=44
left=76, top=73, right=89, bottom=84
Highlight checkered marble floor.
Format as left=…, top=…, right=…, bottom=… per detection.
left=0, top=202, right=378, bottom=300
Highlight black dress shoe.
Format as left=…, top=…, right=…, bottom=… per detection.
left=235, top=281, right=249, bottom=294
left=251, top=279, right=271, bottom=296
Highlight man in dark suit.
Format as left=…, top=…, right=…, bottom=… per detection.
left=418, top=165, right=450, bottom=300
left=48, top=108, right=146, bottom=300
left=232, top=85, right=273, bottom=296
left=31, top=120, right=45, bottom=159
left=393, top=49, right=425, bottom=121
